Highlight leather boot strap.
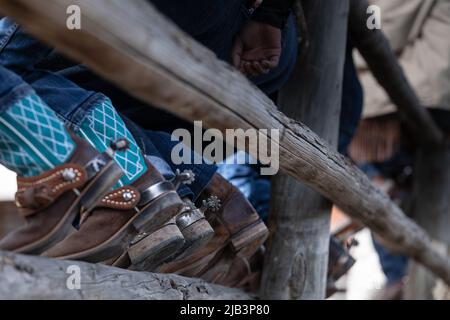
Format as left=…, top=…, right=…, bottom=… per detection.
left=15, top=164, right=87, bottom=217
left=97, top=186, right=140, bottom=210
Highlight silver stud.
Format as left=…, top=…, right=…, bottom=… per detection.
left=62, top=168, right=76, bottom=181
left=122, top=191, right=133, bottom=201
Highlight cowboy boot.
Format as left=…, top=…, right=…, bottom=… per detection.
left=326, top=236, right=356, bottom=298
left=174, top=198, right=216, bottom=259
left=203, top=245, right=266, bottom=291
left=0, top=134, right=124, bottom=254
left=156, top=173, right=268, bottom=280
left=42, top=160, right=187, bottom=267
left=121, top=216, right=185, bottom=271
left=127, top=197, right=217, bottom=272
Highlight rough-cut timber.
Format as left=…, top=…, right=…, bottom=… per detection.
left=349, top=0, right=444, bottom=147
left=0, top=0, right=449, bottom=286
left=0, top=251, right=252, bottom=299
left=261, top=0, right=348, bottom=299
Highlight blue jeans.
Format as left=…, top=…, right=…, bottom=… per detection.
left=153, top=0, right=298, bottom=95
left=123, top=117, right=215, bottom=199
left=0, top=17, right=217, bottom=199
left=0, top=65, right=36, bottom=113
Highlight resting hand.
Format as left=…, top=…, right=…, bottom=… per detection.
left=231, top=20, right=282, bottom=77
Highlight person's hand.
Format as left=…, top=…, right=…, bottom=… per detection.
left=232, top=20, right=282, bottom=77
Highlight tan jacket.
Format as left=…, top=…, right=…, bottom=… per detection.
left=356, top=0, right=450, bottom=118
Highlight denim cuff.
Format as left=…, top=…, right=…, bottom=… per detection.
left=0, top=82, right=34, bottom=114
left=178, top=184, right=194, bottom=200
left=181, top=163, right=217, bottom=201
left=60, top=92, right=108, bottom=132
left=145, top=155, right=194, bottom=200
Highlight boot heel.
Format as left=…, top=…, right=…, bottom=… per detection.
left=176, top=218, right=214, bottom=259
left=133, top=190, right=184, bottom=234
left=230, top=220, right=268, bottom=253
left=128, top=222, right=185, bottom=271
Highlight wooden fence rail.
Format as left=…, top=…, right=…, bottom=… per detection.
left=0, top=251, right=252, bottom=299
left=0, top=0, right=449, bottom=295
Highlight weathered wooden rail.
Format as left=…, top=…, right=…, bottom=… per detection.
left=0, top=0, right=449, bottom=298
left=0, top=250, right=252, bottom=299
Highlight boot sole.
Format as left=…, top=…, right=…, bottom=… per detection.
left=160, top=219, right=269, bottom=280
left=126, top=214, right=216, bottom=271
left=168, top=218, right=215, bottom=261
left=196, top=220, right=269, bottom=281
left=126, top=218, right=216, bottom=272
left=127, top=223, right=185, bottom=271
left=52, top=190, right=183, bottom=263
left=15, top=160, right=123, bottom=255
left=230, top=219, right=268, bottom=253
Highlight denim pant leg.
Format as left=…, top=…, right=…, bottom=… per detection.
left=144, top=131, right=217, bottom=200
left=373, top=237, right=408, bottom=284
left=151, top=0, right=246, bottom=62
left=0, top=18, right=52, bottom=74
left=155, top=0, right=298, bottom=91
left=122, top=116, right=195, bottom=199
left=359, top=162, right=408, bottom=283
left=217, top=154, right=271, bottom=220
left=0, top=65, right=34, bottom=112
left=0, top=18, right=101, bottom=129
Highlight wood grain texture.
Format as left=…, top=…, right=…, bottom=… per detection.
left=0, top=250, right=252, bottom=299
left=261, top=0, right=348, bottom=299
left=0, top=0, right=449, bottom=287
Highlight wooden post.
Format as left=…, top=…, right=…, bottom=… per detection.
left=405, top=144, right=450, bottom=298
left=404, top=242, right=448, bottom=300
left=260, top=0, right=349, bottom=299
left=409, top=147, right=450, bottom=245
left=1, top=0, right=450, bottom=285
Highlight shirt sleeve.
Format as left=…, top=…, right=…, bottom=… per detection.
left=251, top=0, right=296, bottom=29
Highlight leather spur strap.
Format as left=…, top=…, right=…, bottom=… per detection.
left=97, top=186, right=141, bottom=210
left=15, top=164, right=87, bottom=217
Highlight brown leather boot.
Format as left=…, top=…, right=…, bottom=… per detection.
left=174, top=198, right=216, bottom=259
left=156, top=173, right=268, bottom=283
left=42, top=160, right=185, bottom=267
left=123, top=217, right=185, bottom=271
left=0, top=134, right=124, bottom=254
left=126, top=197, right=216, bottom=272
